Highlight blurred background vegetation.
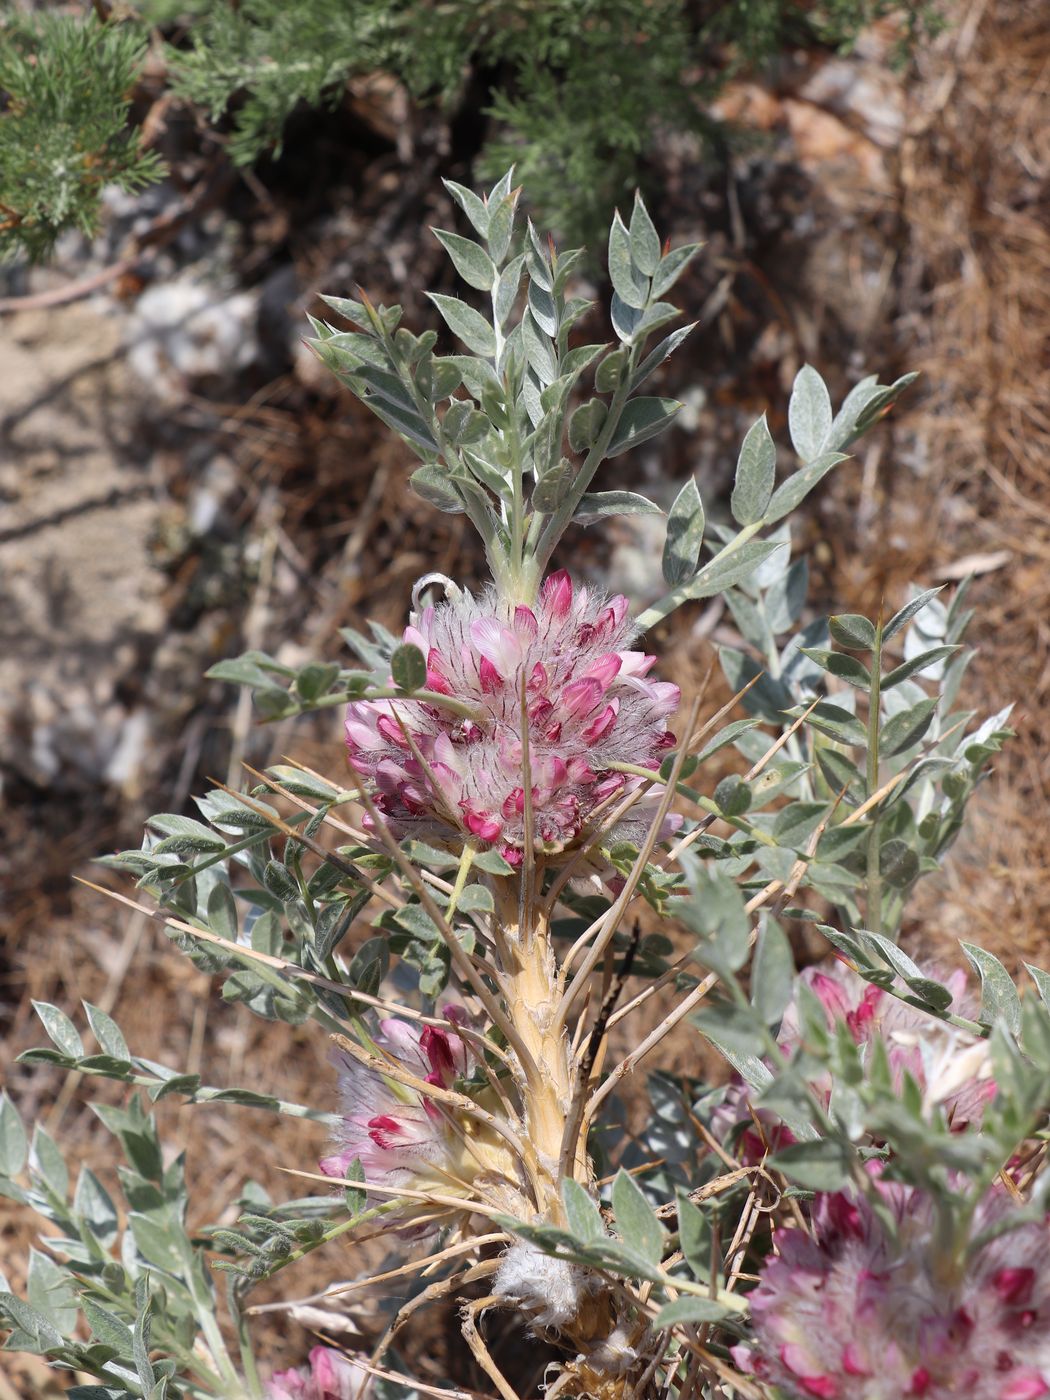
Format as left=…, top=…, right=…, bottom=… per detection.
left=2, top=0, right=1047, bottom=1392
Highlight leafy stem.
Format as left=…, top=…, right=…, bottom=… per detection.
left=866, top=615, right=884, bottom=935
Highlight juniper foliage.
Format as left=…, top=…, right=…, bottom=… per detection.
left=0, top=14, right=163, bottom=263
left=1, top=1, right=944, bottom=262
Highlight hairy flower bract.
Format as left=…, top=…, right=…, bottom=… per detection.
left=319, top=1013, right=520, bottom=1216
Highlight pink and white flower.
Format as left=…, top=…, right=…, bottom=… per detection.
left=735, top=1183, right=1050, bottom=1399
left=267, top=1346, right=370, bottom=1400
left=714, top=959, right=995, bottom=1161
left=318, top=1014, right=519, bottom=1213
left=345, top=571, right=680, bottom=862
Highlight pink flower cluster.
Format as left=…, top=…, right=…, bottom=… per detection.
left=319, top=1014, right=473, bottom=1189
left=345, top=571, right=680, bottom=863
left=735, top=1183, right=1050, bottom=1399
left=716, top=959, right=995, bottom=1161
left=267, top=1346, right=370, bottom=1400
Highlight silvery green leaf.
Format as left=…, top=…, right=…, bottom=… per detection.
left=853, top=372, right=918, bottom=434
left=486, top=191, right=517, bottom=264
left=391, top=644, right=427, bottom=692
left=1025, top=964, right=1050, bottom=1013
left=0, top=1093, right=27, bottom=1178
left=410, top=465, right=463, bottom=514
left=800, top=648, right=871, bottom=689
left=428, top=358, right=465, bottom=399
left=562, top=1179, right=606, bottom=1243
left=725, top=589, right=767, bottom=650
left=610, top=292, right=644, bottom=343
left=607, top=397, right=681, bottom=456
left=426, top=294, right=497, bottom=358
left=764, top=452, right=849, bottom=523
left=32, top=1002, right=84, bottom=1059
left=461, top=448, right=507, bottom=495
left=348, top=361, right=418, bottom=413
left=773, top=801, right=827, bottom=848
left=695, top=718, right=760, bottom=764
left=356, top=395, right=439, bottom=455
left=629, top=191, right=662, bottom=275
left=317, top=294, right=375, bottom=331
left=630, top=322, right=697, bottom=391
left=533, top=458, right=576, bottom=512
left=816, top=823, right=868, bottom=859
left=575, top=491, right=662, bottom=523
left=634, top=300, right=681, bottom=339
left=694, top=1002, right=767, bottom=1057
left=527, top=279, right=558, bottom=336
left=563, top=342, right=607, bottom=377
left=567, top=399, right=608, bottom=453
left=961, top=943, right=1021, bottom=1033
left=662, top=477, right=705, bottom=585
left=30, top=1125, right=67, bottom=1199
left=84, top=1004, right=130, bottom=1061
left=675, top=1191, right=710, bottom=1280
left=828, top=614, right=876, bottom=650
left=525, top=219, right=552, bottom=290
left=827, top=373, right=879, bottom=450
left=0, top=1292, right=64, bottom=1353
left=82, top=1297, right=133, bottom=1355
left=521, top=366, right=544, bottom=428
left=883, top=586, right=944, bottom=643
left=766, top=557, right=809, bottom=633
left=442, top=179, right=490, bottom=238
left=431, top=229, right=496, bottom=291
left=730, top=414, right=776, bottom=525
left=651, top=242, right=701, bottom=299
left=637, top=539, right=788, bottom=630
left=772, top=1137, right=852, bottom=1190
left=654, top=1297, right=731, bottom=1328
left=74, top=1167, right=119, bottom=1247
left=788, top=366, right=833, bottom=461
left=752, top=918, right=795, bottom=1025
left=608, top=209, right=649, bottom=309
left=791, top=701, right=866, bottom=746
left=493, top=253, right=524, bottom=327
left=880, top=698, right=938, bottom=755
left=595, top=348, right=628, bottom=391
left=611, top=1169, right=664, bottom=1265
left=27, top=1249, right=78, bottom=1335
left=882, top=645, right=960, bottom=689
left=522, top=310, right=558, bottom=386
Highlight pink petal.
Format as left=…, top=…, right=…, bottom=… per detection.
left=617, top=650, right=656, bottom=677
left=479, top=656, right=502, bottom=692
left=514, top=605, right=538, bottom=639
left=541, top=570, right=573, bottom=620
left=461, top=803, right=502, bottom=842
left=582, top=699, right=619, bottom=743
left=561, top=677, right=602, bottom=719
left=470, top=617, right=522, bottom=673
left=582, top=652, right=622, bottom=689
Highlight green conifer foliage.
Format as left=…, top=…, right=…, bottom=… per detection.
left=0, top=14, right=163, bottom=262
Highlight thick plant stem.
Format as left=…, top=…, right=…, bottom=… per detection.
left=493, top=882, right=586, bottom=1220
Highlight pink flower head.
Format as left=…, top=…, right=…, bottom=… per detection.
left=780, top=960, right=996, bottom=1130
left=267, top=1346, right=371, bottom=1400
left=735, top=1184, right=1050, bottom=1400
left=318, top=1013, right=518, bottom=1215
left=713, top=959, right=996, bottom=1162
left=345, top=573, right=680, bottom=862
